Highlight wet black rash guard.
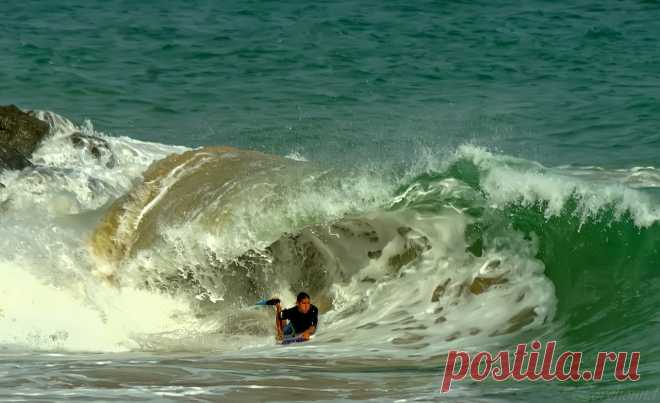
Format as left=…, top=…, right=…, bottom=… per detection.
left=279, top=304, right=318, bottom=333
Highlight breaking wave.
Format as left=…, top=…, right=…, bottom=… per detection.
left=1, top=112, right=659, bottom=365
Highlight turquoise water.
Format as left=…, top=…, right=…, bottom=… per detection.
left=3, top=1, right=660, bottom=164
left=2, top=1, right=660, bottom=402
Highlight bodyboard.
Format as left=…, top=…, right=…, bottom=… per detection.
left=278, top=335, right=312, bottom=345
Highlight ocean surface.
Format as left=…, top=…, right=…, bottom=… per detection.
left=1, top=1, right=660, bottom=401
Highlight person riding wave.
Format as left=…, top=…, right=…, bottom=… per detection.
left=273, top=292, right=318, bottom=341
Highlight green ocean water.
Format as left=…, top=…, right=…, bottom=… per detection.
left=1, top=1, right=660, bottom=402
left=2, top=0, right=660, bottom=165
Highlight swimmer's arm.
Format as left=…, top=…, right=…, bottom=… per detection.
left=299, top=325, right=316, bottom=340
left=275, top=303, right=284, bottom=340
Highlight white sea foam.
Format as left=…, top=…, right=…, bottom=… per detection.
left=0, top=260, right=203, bottom=352
left=2, top=112, right=654, bottom=354
left=451, top=145, right=660, bottom=227
left=284, top=150, right=308, bottom=162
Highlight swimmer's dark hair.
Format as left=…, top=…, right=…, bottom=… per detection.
left=297, top=292, right=310, bottom=302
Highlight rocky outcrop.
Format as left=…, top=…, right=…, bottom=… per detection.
left=0, top=105, right=50, bottom=171
left=0, top=147, right=33, bottom=170
left=69, top=133, right=117, bottom=168
left=489, top=307, right=537, bottom=336
left=90, top=146, right=297, bottom=264
left=468, top=273, right=508, bottom=295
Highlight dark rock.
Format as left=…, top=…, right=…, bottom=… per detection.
left=0, top=105, right=49, bottom=171
left=431, top=278, right=451, bottom=302
left=367, top=250, right=382, bottom=259
left=393, top=324, right=427, bottom=331
left=0, top=146, right=33, bottom=170
left=469, top=274, right=508, bottom=295
left=445, top=331, right=460, bottom=341
left=382, top=310, right=410, bottom=320
left=391, top=333, right=425, bottom=345
left=388, top=234, right=431, bottom=273
left=0, top=182, right=4, bottom=189
left=330, top=223, right=355, bottom=237
left=356, top=322, right=379, bottom=330
left=387, top=226, right=433, bottom=272
left=388, top=247, right=420, bottom=271
left=366, top=232, right=379, bottom=242
left=489, top=307, right=537, bottom=336
left=69, top=133, right=117, bottom=168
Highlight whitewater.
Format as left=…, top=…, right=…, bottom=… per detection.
left=1, top=111, right=659, bottom=401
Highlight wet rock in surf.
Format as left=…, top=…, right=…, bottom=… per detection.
left=489, top=307, right=537, bottom=336
left=393, top=324, right=427, bottom=331
left=431, top=278, right=451, bottom=302
left=263, top=219, right=388, bottom=304
left=468, top=274, right=508, bottom=295
left=0, top=146, right=33, bottom=171
left=264, top=215, right=432, bottom=303
left=331, top=220, right=380, bottom=243
left=391, top=333, right=425, bottom=345
left=163, top=213, right=420, bottom=309
left=388, top=227, right=432, bottom=272
left=90, top=145, right=440, bottom=312
left=387, top=247, right=420, bottom=271
left=464, top=259, right=508, bottom=294
left=144, top=247, right=273, bottom=302
left=91, top=146, right=300, bottom=265
left=27, top=110, right=78, bottom=136
left=191, top=214, right=428, bottom=311
left=445, top=331, right=460, bottom=342
left=367, top=250, right=382, bottom=259
left=69, top=133, right=117, bottom=168
left=0, top=105, right=49, bottom=171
